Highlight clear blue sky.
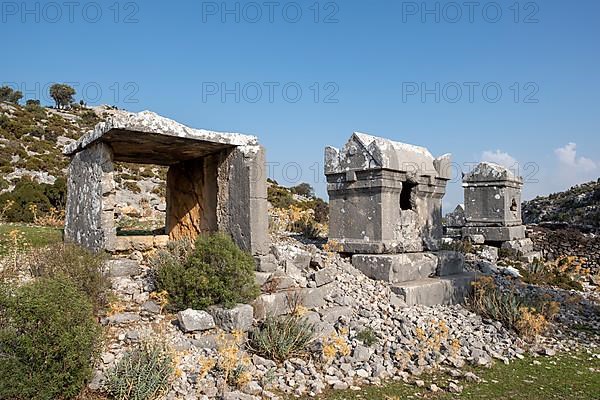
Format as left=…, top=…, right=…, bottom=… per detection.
left=2, top=0, right=599, bottom=210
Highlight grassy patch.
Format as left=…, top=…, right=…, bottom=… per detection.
left=0, top=223, right=63, bottom=255
left=313, top=352, right=600, bottom=400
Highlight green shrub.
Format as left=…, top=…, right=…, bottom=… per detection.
left=28, top=243, right=110, bottom=311
left=105, top=341, right=173, bottom=400
left=154, top=233, right=259, bottom=311
left=356, top=327, right=378, bottom=346
left=249, top=315, right=315, bottom=362
left=0, top=278, right=101, bottom=399
left=519, top=258, right=584, bottom=292
left=0, top=177, right=67, bottom=222
left=267, top=185, right=295, bottom=209
left=467, top=277, right=559, bottom=340
left=123, top=180, right=141, bottom=193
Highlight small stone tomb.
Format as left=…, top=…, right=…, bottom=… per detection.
left=325, top=132, right=475, bottom=306
left=63, top=110, right=268, bottom=255
left=462, top=162, right=541, bottom=261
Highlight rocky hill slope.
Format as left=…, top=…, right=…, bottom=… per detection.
left=0, top=102, right=167, bottom=227
left=522, top=180, right=600, bottom=230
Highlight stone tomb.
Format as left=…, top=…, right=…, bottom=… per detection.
left=462, top=162, right=540, bottom=261
left=444, top=204, right=465, bottom=239
left=325, top=133, right=476, bottom=306
left=63, top=111, right=268, bottom=255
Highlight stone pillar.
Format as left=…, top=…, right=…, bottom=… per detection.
left=166, top=156, right=218, bottom=240
left=64, top=142, right=116, bottom=252
left=221, top=145, right=269, bottom=255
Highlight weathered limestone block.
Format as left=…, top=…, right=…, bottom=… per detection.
left=254, top=254, right=278, bottom=272
left=352, top=253, right=438, bottom=284
left=502, top=238, right=534, bottom=254
left=311, top=268, right=336, bottom=287
left=476, top=245, right=499, bottom=263
left=64, top=142, right=116, bottom=252
left=252, top=284, right=333, bottom=320
left=177, top=309, right=216, bottom=333
left=252, top=292, right=292, bottom=320
left=209, top=304, right=254, bottom=332
left=391, top=272, right=477, bottom=306
left=222, top=146, right=269, bottom=255
left=106, top=259, right=140, bottom=277
left=462, top=226, right=526, bottom=242
left=436, top=251, right=465, bottom=276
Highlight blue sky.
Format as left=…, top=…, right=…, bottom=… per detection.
left=2, top=0, right=599, bottom=210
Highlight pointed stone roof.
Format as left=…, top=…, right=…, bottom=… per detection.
left=463, top=162, right=523, bottom=184
left=325, top=132, right=452, bottom=179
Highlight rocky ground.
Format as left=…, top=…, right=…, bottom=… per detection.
left=93, top=234, right=600, bottom=400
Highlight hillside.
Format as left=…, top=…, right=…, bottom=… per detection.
left=0, top=102, right=327, bottom=235
left=522, top=179, right=600, bottom=230
left=0, top=101, right=167, bottom=227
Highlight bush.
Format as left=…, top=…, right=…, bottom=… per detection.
left=105, top=342, right=174, bottom=400
left=356, top=327, right=378, bottom=346
left=467, top=277, right=559, bottom=340
left=267, top=185, right=295, bottom=209
left=28, top=243, right=110, bottom=311
left=154, top=233, right=259, bottom=311
left=249, top=315, right=315, bottom=362
left=0, top=278, right=101, bottom=399
left=0, top=177, right=67, bottom=222
left=520, top=258, right=584, bottom=291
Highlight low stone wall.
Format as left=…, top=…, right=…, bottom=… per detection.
left=527, top=226, right=600, bottom=273
left=112, top=235, right=169, bottom=254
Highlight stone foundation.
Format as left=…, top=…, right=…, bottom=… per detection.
left=462, top=226, right=526, bottom=242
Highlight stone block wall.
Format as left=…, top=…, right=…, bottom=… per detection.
left=528, top=226, right=600, bottom=274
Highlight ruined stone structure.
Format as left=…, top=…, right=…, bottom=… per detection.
left=462, top=162, right=539, bottom=261
left=444, top=204, right=465, bottom=239
left=325, top=132, right=452, bottom=254
left=64, top=111, right=268, bottom=255
left=325, top=133, right=475, bottom=306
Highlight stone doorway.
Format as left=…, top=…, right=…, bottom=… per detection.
left=63, top=111, right=268, bottom=255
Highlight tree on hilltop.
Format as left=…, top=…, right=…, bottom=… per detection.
left=0, top=86, right=23, bottom=104
left=49, top=83, right=76, bottom=109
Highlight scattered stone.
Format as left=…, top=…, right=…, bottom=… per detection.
left=448, top=382, right=463, bottom=393
left=209, top=304, right=254, bottom=332
left=464, top=372, right=481, bottom=383
left=141, top=300, right=161, bottom=314
left=540, top=347, right=556, bottom=357
left=106, top=259, right=140, bottom=277
left=312, top=268, right=336, bottom=287
left=107, top=312, right=141, bottom=325
left=101, top=352, right=115, bottom=364
left=351, top=345, right=372, bottom=363
left=177, top=309, right=216, bottom=333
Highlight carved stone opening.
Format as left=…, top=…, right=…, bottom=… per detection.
left=64, top=111, right=268, bottom=255
left=400, top=182, right=417, bottom=211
